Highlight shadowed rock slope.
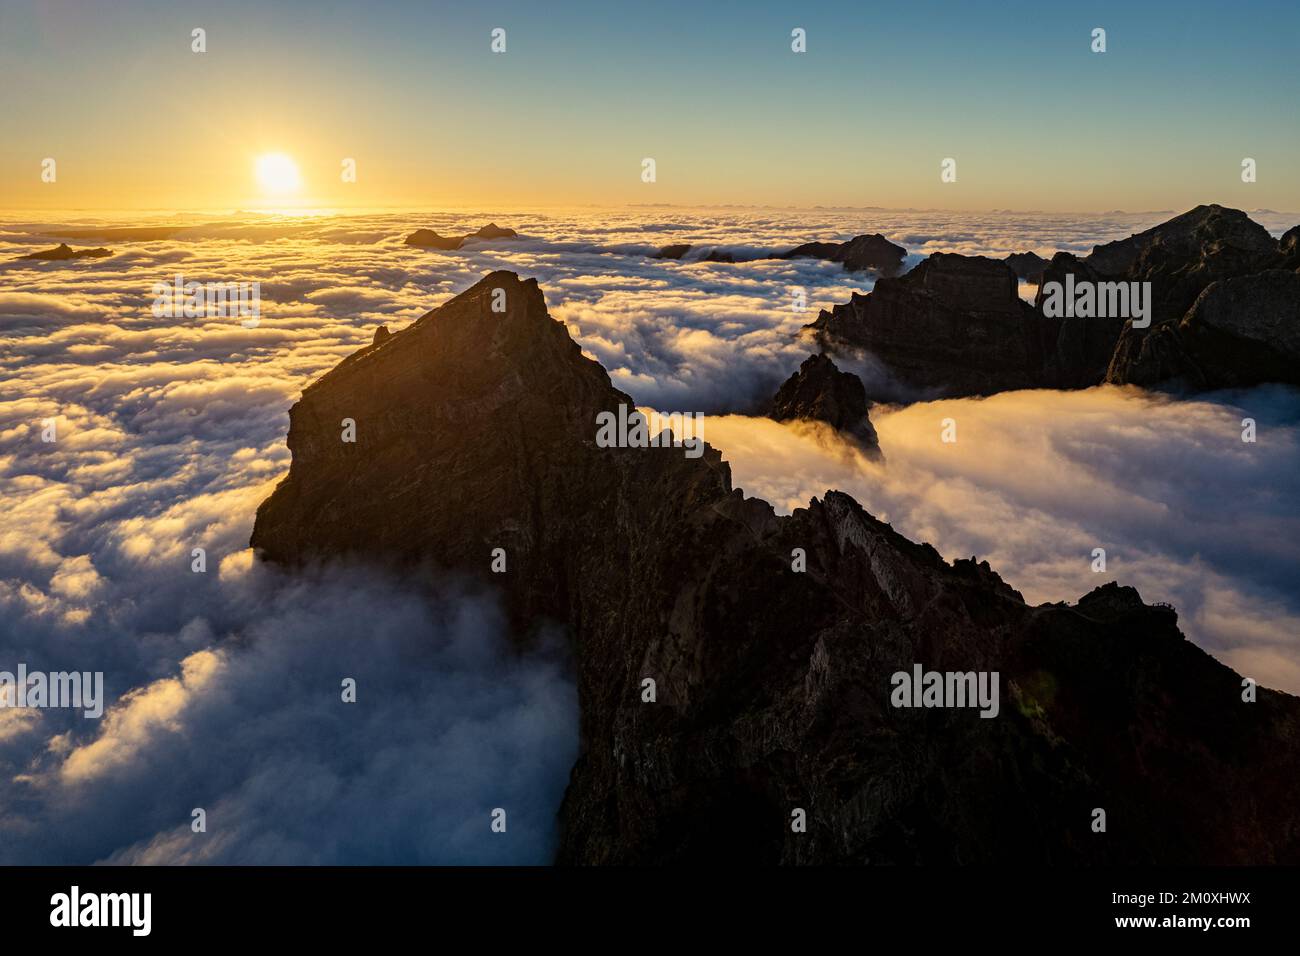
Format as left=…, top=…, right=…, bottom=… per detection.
left=811, top=206, right=1299, bottom=398
left=809, top=253, right=1047, bottom=396
left=768, top=353, right=880, bottom=451
left=251, top=270, right=1300, bottom=865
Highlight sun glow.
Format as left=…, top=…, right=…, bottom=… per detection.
left=254, top=153, right=302, bottom=196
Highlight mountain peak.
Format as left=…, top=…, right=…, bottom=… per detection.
left=250, top=272, right=1300, bottom=865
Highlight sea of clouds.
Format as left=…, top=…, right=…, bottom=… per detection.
left=1, top=206, right=1297, bottom=863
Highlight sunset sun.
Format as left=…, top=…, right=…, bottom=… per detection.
left=254, top=152, right=302, bottom=195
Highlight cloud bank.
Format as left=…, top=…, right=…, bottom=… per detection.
left=2, top=206, right=1295, bottom=863
left=698, top=384, right=1300, bottom=694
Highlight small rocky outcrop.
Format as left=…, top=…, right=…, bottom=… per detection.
left=652, top=243, right=692, bottom=260
left=469, top=223, right=518, bottom=240
left=780, top=233, right=907, bottom=274
left=403, top=229, right=464, bottom=250
left=17, top=243, right=112, bottom=260
left=404, top=224, right=519, bottom=250
left=768, top=354, right=880, bottom=451
left=1004, top=251, right=1049, bottom=280
left=650, top=234, right=907, bottom=273
left=372, top=325, right=391, bottom=346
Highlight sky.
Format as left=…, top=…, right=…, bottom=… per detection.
left=1, top=0, right=1297, bottom=211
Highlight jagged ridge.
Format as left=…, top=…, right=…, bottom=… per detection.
left=251, top=270, right=1300, bottom=864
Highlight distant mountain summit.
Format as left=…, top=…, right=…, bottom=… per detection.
left=470, top=222, right=518, bottom=240
left=1003, top=251, right=1048, bottom=279
left=810, top=253, right=1043, bottom=396
left=404, top=223, right=519, bottom=250
left=17, top=242, right=112, bottom=261
left=810, top=205, right=1300, bottom=398
left=250, top=270, right=1300, bottom=864
left=1098, top=205, right=1300, bottom=387
left=779, top=233, right=907, bottom=274
left=652, top=233, right=906, bottom=273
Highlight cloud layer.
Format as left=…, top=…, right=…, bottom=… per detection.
left=699, top=384, right=1300, bottom=694
left=2, top=206, right=1296, bottom=862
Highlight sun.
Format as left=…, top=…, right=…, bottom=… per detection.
left=254, top=153, right=302, bottom=195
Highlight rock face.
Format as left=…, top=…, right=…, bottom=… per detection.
left=404, top=224, right=519, bottom=250
left=808, top=253, right=1043, bottom=397
left=1274, top=225, right=1300, bottom=270
left=650, top=245, right=736, bottom=263
left=768, top=354, right=879, bottom=450
left=1107, top=270, right=1300, bottom=389
left=651, top=234, right=906, bottom=273
left=808, top=207, right=1297, bottom=397
left=469, top=222, right=518, bottom=240
left=17, top=243, right=112, bottom=260
left=1086, top=205, right=1277, bottom=320
left=250, top=270, right=1300, bottom=865
left=780, top=234, right=907, bottom=274
left=403, top=229, right=463, bottom=250
left=1033, top=253, right=1129, bottom=389
left=1004, top=251, right=1048, bottom=279
left=653, top=243, right=692, bottom=260
left=1103, top=206, right=1291, bottom=386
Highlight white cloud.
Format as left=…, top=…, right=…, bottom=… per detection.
left=1, top=206, right=1295, bottom=862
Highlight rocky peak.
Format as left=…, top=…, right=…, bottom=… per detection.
left=781, top=233, right=907, bottom=274
left=1101, top=207, right=1297, bottom=387
left=768, top=354, right=880, bottom=451
left=808, top=253, right=1040, bottom=398
left=18, top=242, right=113, bottom=260
left=404, top=224, right=520, bottom=250
left=805, top=207, right=1294, bottom=398
left=469, top=222, right=519, bottom=240
left=652, top=243, right=692, bottom=260
left=1004, top=251, right=1049, bottom=280
left=901, top=253, right=1022, bottom=314
left=403, top=228, right=463, bottom=250
left=1086, top=204, right=1278, bottom=278
left=251, top=271, right=1300, bottom=864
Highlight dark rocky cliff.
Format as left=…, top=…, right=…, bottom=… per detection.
left=251, top=270, right=1300, bottom=864
left=767, top=353, right=880, bottom=451
left=810, top=206, right=1298, bottom=398
left=808, top=253, right=1044, bottom=397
